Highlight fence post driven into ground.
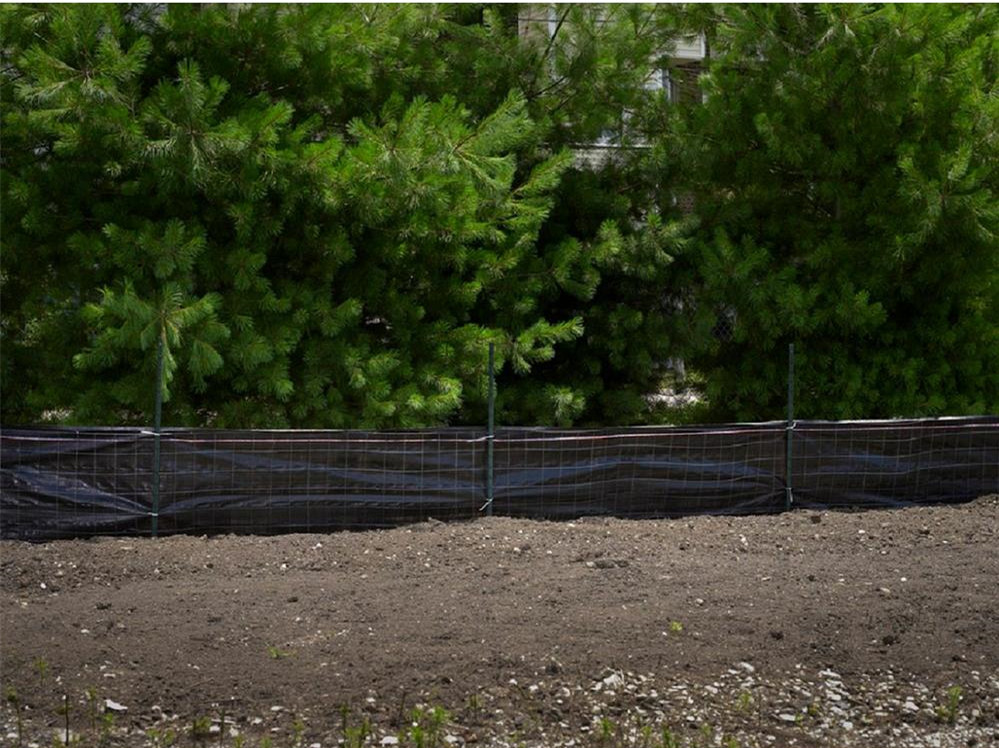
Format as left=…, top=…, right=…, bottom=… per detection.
left=785, top=342, right=795, bottom=512
left=151, top=334, right=164, bottom=538
left=484, top=342, right=496, bottom=516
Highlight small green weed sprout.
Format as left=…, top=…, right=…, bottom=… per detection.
left=146, top=727, right=177, bottom=748
left=99, top=711, right=115, bottom=747
left=736, top=690, right=753, bottom=712
left=266, top=645, right=291, bottom=660
left=638, top=723, right=653, bottom=748
left=668, top=621, right=684, bottom=635
left=699, top=722, right=714, bottom=744
left=936, top=685, right=962, bottom=724
left=84, top=687, right=100, bottom=735
left=191, top=715, right=212, bottom=744
left=34, top=657, right=49, bottom=688
left=659, top=725, right=681, bottom=748
left=597, top=715, right=615, bottom=743
left=337, top=704, right=373, bottom=748
left=465, top=692, right=482, bottom=721
left=6, top=687, right=23, bottom=747
left=84, top=686, right=114, bottom=745
left=343, top=716, right=371, bottom=748
left=406, top=705, right=450, bottom=748
left=290, top=717, right=305, bottom=748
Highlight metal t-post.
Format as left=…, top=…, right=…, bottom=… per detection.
left=152, top=334, right=164, bottom=537
left=785, top=342, right=795, bottom=512
left=485, top=342, right=495, bottom=516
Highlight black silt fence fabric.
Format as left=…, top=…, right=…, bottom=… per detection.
left=158, top=429, right=485, bottom=535
left=492, top=424, right=787, bottom=519
left=0, top=427, right=154, bottom=539
left=790, top=417, right=999, bottom=508
left=1, top=428, right=486, bottom=540
left=1, top=417, right=997, bottom=540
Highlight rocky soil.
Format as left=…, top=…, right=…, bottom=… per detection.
left=2, top=496, right=998, bottom=747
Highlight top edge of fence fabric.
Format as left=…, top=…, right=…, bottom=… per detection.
left=796, top=424, right=999, bottom=433
left=0, top=426, right=487, bottom=436
left=157, top=436, right=492, bottom=445
left=491, top=421, right=789, bottom=432
left=2, top=415, right=996, bottom=443
left=492, top=428, right=786, bottom=442
left=0, top=426, right=149, bottom=434
left=0, top=430, right=489, bottom=444
left=1, top=434, right=149, bottom=443
left=163, top=426, right=791, bottom=444
left=794, top=415, right=998, bottom=426
left=3, top=427, right=786, bottom=445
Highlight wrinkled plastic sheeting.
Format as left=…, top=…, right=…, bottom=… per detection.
left=2, top=417, right=997, bottom=540
left=493, top=423, right=788, bottom=518
left=1, top=428, right=487, bottom=540
left=791, top=417, right=999, bottom=508
left=1, top=428, right=154, bottom=539
left=157, top=429, right=485, bottom=535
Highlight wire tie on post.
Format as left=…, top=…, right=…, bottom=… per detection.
left=479, top=424, right=496, bottom=511
left=479, top=434, right=495, bottom=513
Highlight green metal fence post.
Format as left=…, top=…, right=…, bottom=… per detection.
left=152, top=334, right=164, bottom=537
left=785, top=342, right=795, bottom=512
left=485, top=342, right=495, bottom=516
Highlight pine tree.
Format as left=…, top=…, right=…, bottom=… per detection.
left=643, top=4, right=999, bottom=419
left=436, top=4, right=693, bottom=425
left=7, top=4, right=991, bottom=428
left=0, top=4, right=596, bottom=427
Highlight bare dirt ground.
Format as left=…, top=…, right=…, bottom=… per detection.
left=2, top=496, right=998, bottom=748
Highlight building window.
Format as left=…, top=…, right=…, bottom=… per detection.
left=665, top=61, right=704, bottom=106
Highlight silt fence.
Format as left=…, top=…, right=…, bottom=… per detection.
left=1, top=416, right=996, bottom=540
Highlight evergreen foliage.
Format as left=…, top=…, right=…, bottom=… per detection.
left=644, top=4, right=999, bottom=419
left=2, top=4, right=996, bottom=427
left=1, top=4, right=601, bottom=426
